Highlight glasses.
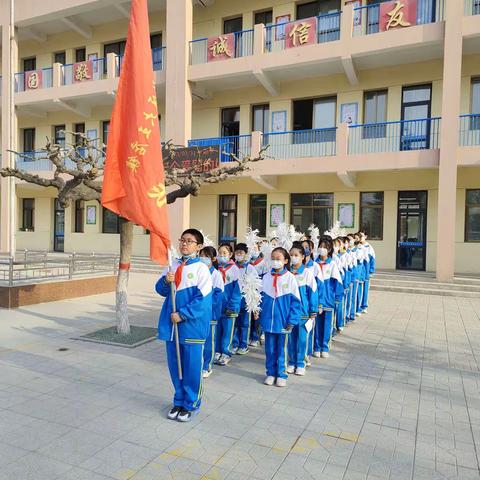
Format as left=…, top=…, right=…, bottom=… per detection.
left=178, top=238, right=199, bottom=245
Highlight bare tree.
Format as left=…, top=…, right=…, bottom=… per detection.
left=1, top=132, right=265, bottom=334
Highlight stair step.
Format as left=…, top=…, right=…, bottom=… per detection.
left=370, top=278, right=480, bottom=293
left=371, top=285, right=479, bottom=298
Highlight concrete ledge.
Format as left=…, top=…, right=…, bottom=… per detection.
left=0, top=275, right=116, bottom=309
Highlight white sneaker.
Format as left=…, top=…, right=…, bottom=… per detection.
left=313, top=351, right=321, bottom=358
left=363, top=309, right=368, bottom=314
left=231, top=347, right=239, bottom=354
left=355, top=312, right=361, bottom=317
left=213, top=353, right=221, bottom=364
left=286, top=365, right=295, bottom=374
left=276, top=377, right=287, bottom=387
left=260, top=334, right=265, bottom=343
left=338, top=327, right=344, bottom=333
left=306, top=357, right=312, bottom=367
left=321, top=351, right=330, bottom=358
left=218, top=354, right=231, bottom=366
left=264, top=375, right=275, bottom=386
left=236, top=347, right=249, bottom=355
left=249, top=340, right=259, bottom=347
left=202, top=369, right=212, bottom=378
left=295, top=367, right=306, bottom=376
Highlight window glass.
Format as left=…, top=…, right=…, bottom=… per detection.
left=54, top=125, right=66, bottom=148
left=252, top=104, right=270, bottom=132
left=223, top=17, right=243, bottom=34
left=255, top=10, right=273, bottom=25
left=291, top=193, right=333, bottom=233
left=472, top=78, right=480, bottom=114
left=466, top=189, right=480, bottom=242
left=23, top=128, right=35, bottom=153
left=103, top=208, right=120, bottom=234
left=219, top=194, right=237, bottom=243
left=75, top=48, right=86, bottom=62
left=150, top=33, right=162, bottom=49
left=249, top=194, right=267, bottom=237
left=402, top=85, right=431, bottom=103
left=74, top=200, right=84, bottom=233
left=360, top=191, right=384, bottom=240
left=22, top=198, right=35, bottom=231
left=23, top=57, right=36, bottom=71
left=54, top=51, right=66, bottom=64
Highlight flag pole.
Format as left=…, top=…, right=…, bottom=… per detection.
left=168, top=249, right=183, bottom=380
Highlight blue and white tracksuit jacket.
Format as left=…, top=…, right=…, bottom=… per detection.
left=203, top=267, right=224, bottom=371
left=260, top=268, right=302, bottom=379
left=288, top=264, right=318, bottom=368
left=155, top=257, right=213, bottom=412
left=250, top=256, right=268, bottom=342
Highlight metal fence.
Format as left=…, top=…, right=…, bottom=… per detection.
left=188, top=134, right=252, bottom=162
left=0, top=251, right=118, bottom=287
left=15, top=67, right=53, bottom=92
left=460, top=114, right=480, bottom=146
left=62, top=58, right=105, bottom=85
left=353, top=0, right=445, bottom=36
left=348, top=118, right=441, bottom=154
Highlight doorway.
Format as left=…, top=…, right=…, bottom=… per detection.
left=396, top=191, right=428, bottom=271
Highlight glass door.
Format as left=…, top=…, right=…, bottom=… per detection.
left=396, top=191, right=428, bottom=271
left=54, top=199, right=65, bottom=252
left=401, top=84, right=431, bottom=150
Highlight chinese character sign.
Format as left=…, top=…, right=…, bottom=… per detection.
left=25, top=70, right=42, bottom=90
left=162, top=146, right=220, bottom=173
left=380, top=0, right=417, bottom=32
left=73, top=61, right=93, bottom=83
left=207, top=33, right=235, bottom=62
left=285, top=17, right=317, bottom=49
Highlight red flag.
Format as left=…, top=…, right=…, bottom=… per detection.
left=101, top=0, right=170, bottom=264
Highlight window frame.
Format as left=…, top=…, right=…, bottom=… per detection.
left=22, top=198, right=35, bottom=231
left=360, top=191, right=384, bottom=241
left=470, top=77, right=480, bottom=130
left=23, top=57, right=36, bottom=72
left=290, top=193, right=334, bottom=233
left=75, top=47, right=86, bottom=63
left=465, top=189, right=480, bottom=243
left=252, top=104, right=270, bottom=133
left=54, top=125, right=66, bottom=147
left=74, top=200, right=85, bottom=233
left=102, top=207, right=121, bottom=234
left=54, top=51, right=66, bottom=65
left=218, top=194, right=238, bottom=244
left=23, top=128, right=36, bottom=154
left=363, top=89, right=388, bottom=139
left=254, top=9, right=273, bottom=26
left=249, top=194, right=267, bottom=237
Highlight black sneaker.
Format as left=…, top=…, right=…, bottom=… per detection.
left=167, top=406, right=182, bottom=420
left=177, top=408, right=196, bottom=422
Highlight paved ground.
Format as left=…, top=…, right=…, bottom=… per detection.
left=0, top=273, right=480, bottom=480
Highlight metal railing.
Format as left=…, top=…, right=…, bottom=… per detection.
left=188, top=134, right=252, bottom=162
left=460, top=114, right=480, bottom=146
left=15, top=67, right=53, bottom=92
left=465, top=0, right=480, bottom=15
left=0, top=251, right=118, bottom=287
left=353, top=0, right=445, bottom=36
left=348, top=118, right=441, bottom=154
left=62, top=58, right=105, bottom=85
left=263, top=128, right=337, bottom=159
left=189, top=29, right=254, bottom=65
left=16, top=151, right=53, bottom=171
left=265, top=12, right=341, bottom=52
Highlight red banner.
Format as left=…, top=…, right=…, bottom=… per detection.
left=380, top=0, right=417, bottom=32
left=285, top=17, right=317, bottom=49
left=207, top=33, right=235, bottom=62
left=73, top=60, right=94, bottom=83
left=25, top=70, right=42, bottom=90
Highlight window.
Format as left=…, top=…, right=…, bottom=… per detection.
left=74, top=200, right=84, bottom=233
left=104, top=40, right=126, bottom=58
left=465, top=189, right=480, bottom=242
left=219, top=195, right=237, bottom=244
left=102, top=207, right=120, bottom=234
left=252, top=104, right=270, bottom=132
left=150, top=33, right=162, bottom=49
left=74, top=123, right=86, bottom=147
left=23, top=57, right=36, bottom=72
left=471, top=78, right=480, bottom=130
left=293, top=97, right=336, bottom=142
left=297, top=0, right=340, bottom=18
left=363, top=90, right=387, bottom=138
left=23, top=128, right=35, bottom=153
left=54, top=51, right=66, bottom=64
left=22, top=198, right=35, bottom=231
left=360, top=192, right=384, bottom=240
left=249, top=194, right=267, bottom=237
left=75, top=48, right=86, bottom=63
left=102, top=121, right=110, bottom=147
left=54, top=125, right=66, bottom=148
left=223, top=16, right=243, bottom=34
left=291, top=193, right=333, bottom=233
left=254, top=10, right=273, bottom=25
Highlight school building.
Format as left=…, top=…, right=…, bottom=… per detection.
left=0, top=0, right=479, bottom=281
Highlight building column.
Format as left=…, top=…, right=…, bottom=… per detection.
left=435, top=0, right=463, bottom=282
left=165, top=0, right=193, bottom=244
left=1, top=8, right=18, bottom=255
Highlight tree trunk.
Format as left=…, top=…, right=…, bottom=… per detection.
left=116, top=219, right=133, bottom=335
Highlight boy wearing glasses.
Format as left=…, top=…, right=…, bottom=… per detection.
left=155, top=229, right=212, bottom=422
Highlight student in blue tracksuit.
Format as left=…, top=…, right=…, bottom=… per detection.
left=346, top=235, right=358, bottom=322
left=302, top=239, right=321, bottom=365
left=360, top=232, right=376, bottom=314
left=215, top=244, right=242, bottom=366
left=287, top=243, right=318, bottom=376
left=340, top=236, right=352, bottom=327
left=156, top=229, right=212, bottom=423
left=314, top=239, right=343, bottom=359
left=354, top=234, right=366, bottom=317
left=256, top=247, right=302, bottom=387
left=249, top=242, right=268, bottom=347
left=232, top=243, right=259, bottom=355
left=332, top=237, right=345, bottom=335
left=199, top=246, right=224, bottom=378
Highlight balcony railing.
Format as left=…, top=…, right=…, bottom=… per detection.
left=348, top=118, right=441, bottom=154
left=16, top=149, right=105, bottom=172
left=465, top=0, right=480, bottom=15
left=263, top=128, right=337, bottom=159
left=460, top=114, right=480, bottom=146
left=189, top=29, right=254, bottom=65
left=188, top=135, right=252, bottom=162
left=62, top=58, right=105, bottom=85
left=117, top=47, right=166, bottom=75
left=264, top=12, right=341, bottom=53
left=15, top=68, right=53, bottom=92
left=353, top=0, right=445, bottom=36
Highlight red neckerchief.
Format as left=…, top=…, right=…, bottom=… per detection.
left=272, top=269, right=286, bottom=297
left=250, top=257, right=263, bottom=266
left=218, top=262, right=234, bottom=282
left=174, top=261, right=187, bottom=288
